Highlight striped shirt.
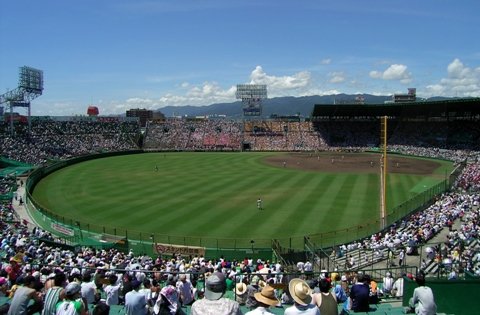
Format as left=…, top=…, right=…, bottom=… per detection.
left=42, top=286, right=63, bottom=315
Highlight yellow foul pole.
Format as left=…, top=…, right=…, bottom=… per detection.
left=381, top=116, right=387, bottom=229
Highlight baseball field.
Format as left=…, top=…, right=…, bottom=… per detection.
left=30, top=152, right=453, bottom=248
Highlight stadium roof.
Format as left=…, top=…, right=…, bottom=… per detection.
left=311, top=97, right=480, bottom=119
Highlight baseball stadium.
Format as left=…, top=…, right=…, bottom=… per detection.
left=1, top=78, right=480, bottom=314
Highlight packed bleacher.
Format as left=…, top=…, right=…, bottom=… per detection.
left=142, top=118, right=480, bottom=155
left=1, top=116, right=480, bottom=314
left=0, top=119, right=140, bottom=165
left=3, top=117, right=477, bottom=161
left=144, top=119, right=243, bottom=151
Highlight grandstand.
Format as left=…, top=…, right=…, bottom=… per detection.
left=1, top=97, right=480, bottom=314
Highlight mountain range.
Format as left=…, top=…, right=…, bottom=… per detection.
left=156, top=94, right=451, bottom=118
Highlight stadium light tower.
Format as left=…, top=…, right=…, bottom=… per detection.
left=236, top=84, right=267, bottom=117
left=0, top=66, right=44, bottom=136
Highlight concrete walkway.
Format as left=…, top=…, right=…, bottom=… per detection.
left=12, top=176, right=38, bottom=230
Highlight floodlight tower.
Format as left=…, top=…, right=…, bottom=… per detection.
left=0, top=66, right=44, bottom=136
left=236, top=84, right=267, bottom=117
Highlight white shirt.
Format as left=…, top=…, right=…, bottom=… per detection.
left=245, top=306, right=275, bottom=314
left=409, top=286, right=437, bottom=315
left=104, top=284, right=121, bottom=306
left=176, top=280, right=194, bottom=305
left=81, top=281, right=97, bottom=304
left=284, top=303, right=320, bottom=315
left=392, top=278, right=404, bottom=297
left=304, top=262, right=313, bottom=272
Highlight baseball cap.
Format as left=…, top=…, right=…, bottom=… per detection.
left=205, top=272, right=226, bottom=300
left=65, top=282, right=81, bottom=295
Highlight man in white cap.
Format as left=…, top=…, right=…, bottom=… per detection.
left=190, top=272, right=242, bottom=315
left=284, top=278, right=320, bottom=315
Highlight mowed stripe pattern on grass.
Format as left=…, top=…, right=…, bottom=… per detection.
left=31, top=152, right=447, bottom=241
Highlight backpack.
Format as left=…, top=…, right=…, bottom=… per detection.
left=56, top=300, right=82, bottom=315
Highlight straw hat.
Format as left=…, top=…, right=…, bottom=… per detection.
left=288, top=278, right=312, bottom=306
left=234, top=282, right=247, bottom=296
left=254, top=285, right=280, bottom=306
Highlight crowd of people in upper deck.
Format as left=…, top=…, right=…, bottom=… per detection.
left=0, top=119, right=139, bottom=165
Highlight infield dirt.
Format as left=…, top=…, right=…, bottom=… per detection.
left=264, top=152, right=440, bottom=175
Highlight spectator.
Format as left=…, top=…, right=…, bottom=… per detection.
left=391, top=273, right=405, bottom=298
left=190, top=272, right=242, bottom=315
left=234, top=282, right=248, bottom=306
left=245, top=275, right=262, bottom=310
left=176, top=274, right=194, bottom=306
left=154, top=284, right=183, bottom=315
left=313, top=278, right=338, bottom=315
left=284, top=278, right=319, bottom=315
left=125, top=280, right=148, bottom=315
left=244, top=285, right=279, bottom=315
left=406, top=273, right=437, bottom=315
left=348, top=274, right=370, bottom=313
left=7, top=275, right=43, bottom=315
left=42, top=272, right=66, bottom=315
left=103, top=274, right=121, bottom=306
left=80, top=272, right=98, bottom=305
left=54, top=282, right=87, bottom=315
left=91, top=302, right=109, bottom=315
left=382, top=272, right=394, bottom=296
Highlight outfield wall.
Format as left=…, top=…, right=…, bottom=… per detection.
left=26, top=151, right=453, bottom=256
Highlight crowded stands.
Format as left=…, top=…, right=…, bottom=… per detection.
left=0, top=119, right=140, bottom=165
left=1, top=115, right=480, bottom=314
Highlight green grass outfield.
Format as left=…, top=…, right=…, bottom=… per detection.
left=31, top=152, right=453, bottom=247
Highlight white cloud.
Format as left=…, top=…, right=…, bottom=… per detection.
left=369, top=64, right=412, bottom=83
left=447, top=58, right=471, bottom=78
left=321, top=58, right=332, bottom=65
left=107, top=66, right=315, bottom=114
left=328, top=72, right=345, bottom=83
left=425, top=58, right=480, bottom=97
left=120, top=82, right=237, bottom=113
left=369, top=70, right=382, bottom=79
left=33, top=66, right=344, bottom=115
left=249, top=66, right=312, bottom=94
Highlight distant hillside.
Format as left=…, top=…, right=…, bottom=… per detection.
left=156, top=94, right=444, bottom=118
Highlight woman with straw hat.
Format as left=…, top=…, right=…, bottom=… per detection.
left=284, top=278, right=320, bottom=315
left=245, top=285, right=280, bottom=315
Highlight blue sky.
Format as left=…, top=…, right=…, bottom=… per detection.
left=1, top=0, right=479, bottom=116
